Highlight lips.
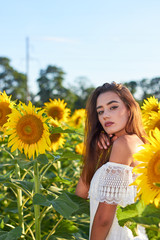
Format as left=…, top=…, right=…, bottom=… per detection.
left=104, top=122, right=114, bottom=127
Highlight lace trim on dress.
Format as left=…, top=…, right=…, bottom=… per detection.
left=89, top=162, right=137, bottom=205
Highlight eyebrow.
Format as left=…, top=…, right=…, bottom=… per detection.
left=96, top=100, right=119, bottom=109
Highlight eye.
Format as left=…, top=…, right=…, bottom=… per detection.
left=110, top=106, right=118, bottom=110
left=97, top=110, right=104, bottom=115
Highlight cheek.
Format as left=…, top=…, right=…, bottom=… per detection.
left=98, top=115, right=104, bottom=127
left=98, top=116, right=103, bottom=125
left=119, top=108, right=129, bottom=118
left=118, top=110, right=129, bottom=125
left=123, top=112, right=129, bottom=124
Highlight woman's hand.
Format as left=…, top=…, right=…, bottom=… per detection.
left=75, top=177, right=89, bottom=199
left=97, top=132, right=117, bottom=150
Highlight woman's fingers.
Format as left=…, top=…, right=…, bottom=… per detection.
left=110, top=134, right=118, bottom=143
left=97, top=139, right=104, bottom=149
left=98, top=132, right=110, bottom=149
left=97, top=133, right=118, bottom=150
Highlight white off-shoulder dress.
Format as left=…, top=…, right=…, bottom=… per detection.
left=88, top=162, right=148, bottom=240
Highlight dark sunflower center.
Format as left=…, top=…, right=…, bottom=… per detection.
left=151, top=105, right=159, bottom=112
left=16, top=114, right=44, bottom=144
left=0, top=102, right=12, bottom=126
left=24, top=125, right=32, bottom=134
left=154, top=120, right=160, bottom=130
left=154, top=160, right=160, bottom=176
left=148, top=151, right=160, bottom=188
left=75, top=116, right=81, bottom=126
left=48, top=107, right=63, bottom=121
left=50, top=133, right=61, bottom=143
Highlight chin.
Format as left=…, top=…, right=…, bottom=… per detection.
left=105, top=130, right=115, bottom=135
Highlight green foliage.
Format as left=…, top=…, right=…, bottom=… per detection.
left=0, top=226, right=22, bottom=240
left=37, top=65, right=65, bottom=104
left=0, top=57, right=27, bottom=102
left=123, top=77, right=160, bottom=103
left=123, top=81, right=138, bottom=95
left=36, top=66, right=94, bottom=111
left=69, top=77, right=95, bottom=110
left=0, top=127, right=89, bottom=240
left=117, top=200, right=160, bottom=239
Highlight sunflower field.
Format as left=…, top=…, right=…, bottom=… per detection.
left=0, top=91, right=160, bottom=240
left=0, top=92, right=89, bottom=240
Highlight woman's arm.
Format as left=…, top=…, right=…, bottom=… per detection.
left=75, top=176, right=89, bottom=199
left=90, top=135, right=134, bottom=240
left=90, top=202, right=117, bottom=240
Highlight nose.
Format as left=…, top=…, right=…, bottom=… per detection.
left=103, top=109, right=110, bottom=119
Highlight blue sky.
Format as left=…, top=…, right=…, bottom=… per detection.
left=1, top=0, right=160, bottom=93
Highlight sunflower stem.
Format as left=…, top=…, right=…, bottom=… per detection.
left=15, top=162, right=25, bottom=235
left=33, top=160, right=41, bottom=240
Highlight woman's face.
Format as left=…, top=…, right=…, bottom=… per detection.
left=96, top=91, right=130, bottom=137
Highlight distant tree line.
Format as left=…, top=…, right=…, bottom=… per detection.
left=0, top=56, right=160, bottom=110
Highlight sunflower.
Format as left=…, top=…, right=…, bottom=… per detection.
left=4, top=101, right=51, bottom=159
left=0, top=91, right=14, bottom=130
left=44, top=99, right=70, bottom=123
left=69, top=109, right=86, bottom=128
left=132, top=128, right=160, bottom=207
left=141, top=96, right=160, bottom=129
left=75, top=142, right=84, bottom=155
left=48, top=119, right=65, bottom=152
left=143, top=111, right=160, bottom=133
left=141, top=96, right=160, bottom=114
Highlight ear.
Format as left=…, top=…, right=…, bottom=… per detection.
left=127, top=109, right=131, bottom=118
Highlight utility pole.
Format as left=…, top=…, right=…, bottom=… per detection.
left=26, top=37, right=30, bottom=103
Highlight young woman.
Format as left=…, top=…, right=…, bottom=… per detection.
left=76, top=82, right=148, bottom=240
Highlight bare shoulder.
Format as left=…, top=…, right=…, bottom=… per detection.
left=109, top=134, right=144, bottom=166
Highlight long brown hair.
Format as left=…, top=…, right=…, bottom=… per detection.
left=81, top=82, right=147, bottom=186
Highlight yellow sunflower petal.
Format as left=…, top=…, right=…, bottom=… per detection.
left=0, top=91, right=14, bottom=128
left=132, top=128, right=160, bottom=207
left=11, top=140, right=20, bottom=152
left=154, top=193, right=160, bottom=207
left=6, top=102, right=51, bottom=159
left=49, top=132, right=65, bottom=152
left=75, top=142, right=84, bottom=155
left=44, top=98, right=70, bottom=122
left=68, top=109, right=86, bottom=128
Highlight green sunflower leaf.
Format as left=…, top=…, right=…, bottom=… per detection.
left=51, top=192, right=79, bottom=219
left=37, top=154, right=49, bottom=164
left=33, top=193, right=51, bottom=206
left=0, top=226, right=22, bottom=240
